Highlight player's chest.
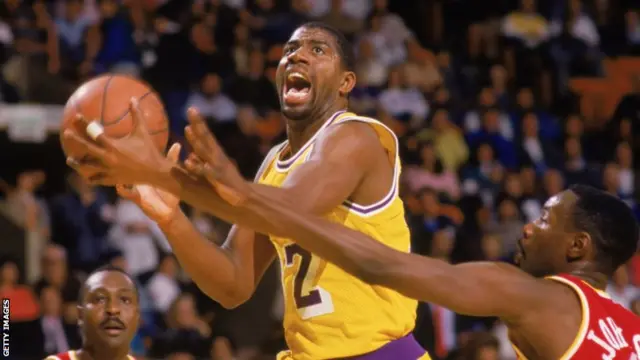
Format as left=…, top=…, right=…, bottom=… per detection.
left=577, top=315, right=640, bottom=360
left=511, top=314, right=640, bottom=360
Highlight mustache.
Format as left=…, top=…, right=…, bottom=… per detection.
left=100, top=316, right=125, bottom=329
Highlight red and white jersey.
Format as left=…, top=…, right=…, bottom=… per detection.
left=45, top=350, right=135, bottom=360
left=513, top=274, right=640, bottom=359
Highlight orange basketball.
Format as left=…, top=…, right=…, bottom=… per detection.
left=60, top=74, right=169, bottom=159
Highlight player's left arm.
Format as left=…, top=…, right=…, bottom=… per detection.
left=251, top=121, right=383, bottom=215
left=241, top=190, right=557, bottom=323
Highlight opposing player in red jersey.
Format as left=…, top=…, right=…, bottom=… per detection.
left=45, top=266, right=139, bottom=360
left=230, top=184, right=639, bottom=359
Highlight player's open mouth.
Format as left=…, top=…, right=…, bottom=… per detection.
left=283, top=72, right=312, bottom=106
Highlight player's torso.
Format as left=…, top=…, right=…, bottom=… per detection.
left=511, top=274, right=640, bottom=360
left=258, top=110, right=418, bottom=360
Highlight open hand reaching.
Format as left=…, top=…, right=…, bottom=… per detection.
left=115, top=143, right=182, bottom=225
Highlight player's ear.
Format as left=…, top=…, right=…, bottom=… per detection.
left=567, top=231, right=591, bottom=260
left=339, top=71, right=356, bottom=97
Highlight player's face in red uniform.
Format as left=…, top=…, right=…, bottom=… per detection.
left=516, top=190, right=593, bottom=277
left=276, top=26, right=351, bottom=121
left=79, top=271, right=140, bottom=349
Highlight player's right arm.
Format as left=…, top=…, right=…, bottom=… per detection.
left=117, top=144, right=277, bottom=309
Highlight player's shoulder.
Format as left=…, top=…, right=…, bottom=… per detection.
left=318, top=115, right=383, bottom=149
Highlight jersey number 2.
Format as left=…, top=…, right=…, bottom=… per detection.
left=284, top=244, right=334, bottom=319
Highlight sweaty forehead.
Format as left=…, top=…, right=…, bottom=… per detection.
left=288, top=27, right=336, bottom=48
left=544, top=191, right=577, bottom=214
left=85, top=271, right=135, bottom=294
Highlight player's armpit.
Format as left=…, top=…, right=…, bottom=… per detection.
left=255, top=121, right=382, bottom=215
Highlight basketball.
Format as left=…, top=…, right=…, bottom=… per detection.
left=60, top=74, right=169, bottom=159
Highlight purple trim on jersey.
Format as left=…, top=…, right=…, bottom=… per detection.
left=348, top=334, right=426, bottom=360
left=274, top=110, right=346, bottom=171
left=342, top=172, right=397, bottom=214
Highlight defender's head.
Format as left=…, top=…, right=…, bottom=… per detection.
left=516, top=185, right=639, bottom=278
left=276, top=22, right=356, bottom=121
left=78, top=265, right=140, bottom=349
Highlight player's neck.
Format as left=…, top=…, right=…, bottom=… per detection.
left=568, top=269, right=609, bottom=290
left=77, top=345, right=130, bottom=360
left=286, top=104, right=346, bottom=153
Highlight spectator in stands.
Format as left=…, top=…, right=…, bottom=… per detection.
left=147, top=253, right=181, bottom=313
left=110, top=196, right=171, bottom=280
left=3, top=170, right=50, bottom=242
left=510, top=87, right=559, bottom=141
left=614, top=141, right=638, bottom=200
left=417, top=108, right=468, bottom=172
left=318, top=0, right=363, bottom=39
left=517, top=112, right=562, bottom=174
left=404, top=140, right=460, bottom=199
left=460, top=142, right=504, bottom=205
left=186, top=73, right=237, bottom=127
left=33, top=244, right=81, bottom=309
left=549, top=0, right=602, bottom=94
left=378, top=66, right=429, bottom=128
left=484, top=197, right=524, bottom=255
left=607, top=265, right=639, bottom=309
left=35, top=285, right=81, bottom=356
left=467, top=109, right=517, bottom=169
left=49, top=172, right=113, bottom=272
left=0, top=258, right=39, bottom=322
left=54, top=0, right=98, bottom=82
left=465, top=88, right=513, bottom=138
left=228, top=49, right=279, bottom=113
left=94, top=0, right=140, bottom=76
left=150, top=293, right=212, bottom=358
left=563, top=136, right=589, bottom=186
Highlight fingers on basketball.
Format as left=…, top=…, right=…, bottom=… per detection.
left=70, top=112, right=120, bottom=154
left=63, top=129, right=112, bottom=162
left=128, top=97, right=152, bottom=138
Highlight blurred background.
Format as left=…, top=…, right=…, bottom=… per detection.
left=1, top=0, right=640, bottom=359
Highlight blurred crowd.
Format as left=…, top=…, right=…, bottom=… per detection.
left=2, top=0, right=640, bottom=359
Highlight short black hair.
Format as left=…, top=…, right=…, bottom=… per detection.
left=569, top=184, right=639, bottom=274
left=298, top=22, right=355, bottom=72
left=78, top=265, right=139, bottom=304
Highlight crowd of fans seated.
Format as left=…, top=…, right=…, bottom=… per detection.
left=2, top=0, right=640, bottom=359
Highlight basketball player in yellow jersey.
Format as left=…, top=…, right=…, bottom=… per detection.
left=64, top=22, right=429, bottom=359
left=256, top=109, right=418, bottom=359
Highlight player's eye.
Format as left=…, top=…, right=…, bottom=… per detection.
left=284, top=47, right=295, bottom=55
left=312, top=46, right=324, bottom=55
left=120, top=296, right=132, bottom=305
left=94, top=296, right=107, bottom=304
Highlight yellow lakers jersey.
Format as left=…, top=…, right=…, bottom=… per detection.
left=258, top=110, right=418, bottom=360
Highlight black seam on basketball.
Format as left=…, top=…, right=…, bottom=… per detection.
left=102, top=91, right=154, bottom=126
left=100, top=75, right=115, bottom=125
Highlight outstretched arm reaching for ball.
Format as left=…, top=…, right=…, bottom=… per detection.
left=64, top=99, right=387, bottom=241
left=115, top=143, right=277, bottom=309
